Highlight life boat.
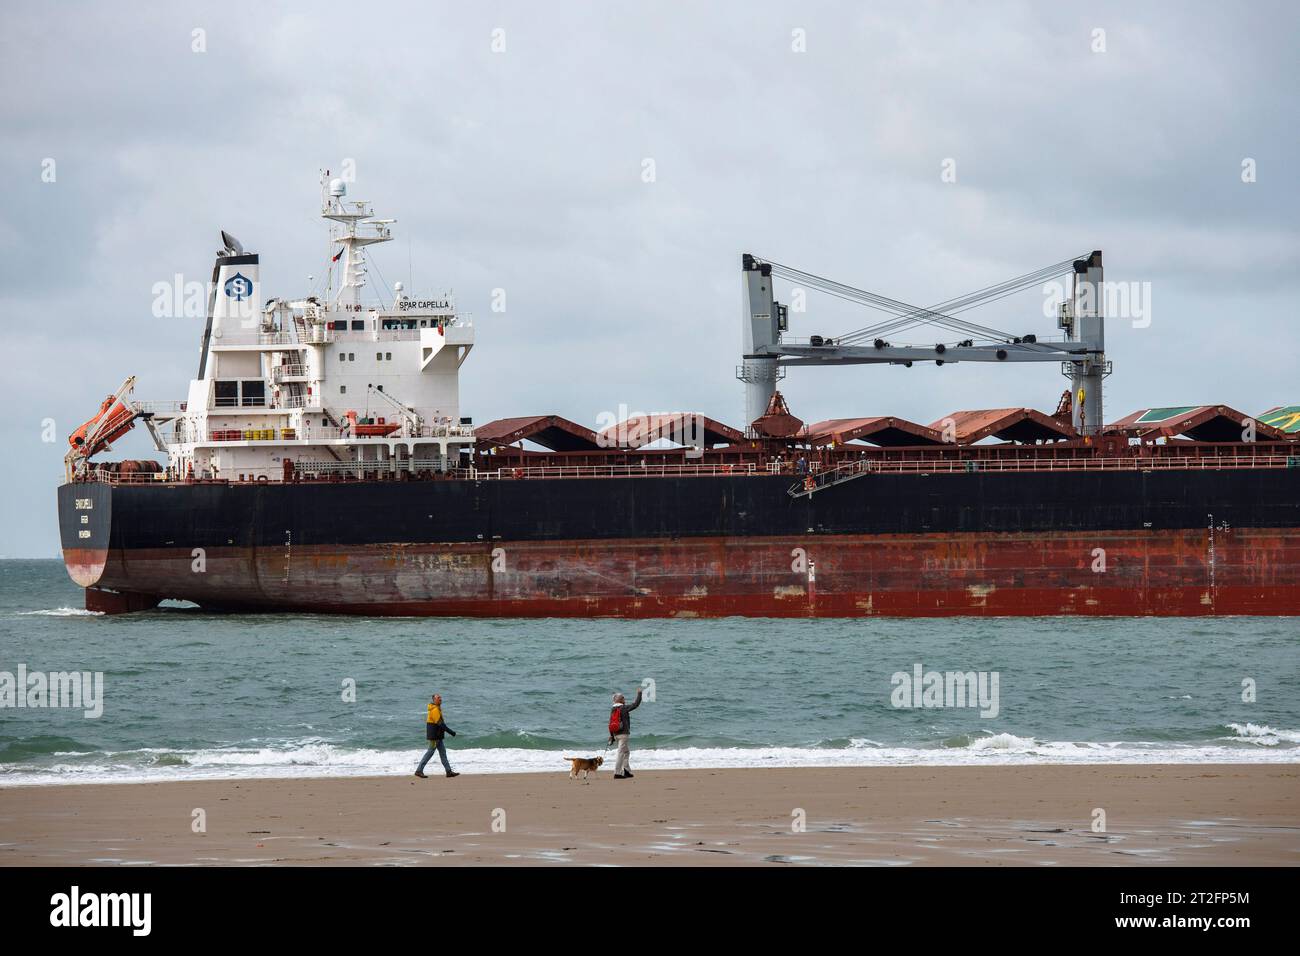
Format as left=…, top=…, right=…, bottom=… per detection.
left=345, top=410, right=401, bottom=437
left=68, top=394, right=136, bottom=457
left=353, top=422, right=401, bottom=437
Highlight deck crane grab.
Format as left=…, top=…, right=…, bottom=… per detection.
left=739, top=251, right=1110, bottom=435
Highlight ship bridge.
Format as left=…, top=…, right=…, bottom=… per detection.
left=133, top=172, right=480, bottom=482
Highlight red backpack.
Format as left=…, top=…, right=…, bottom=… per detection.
left=608, top=706, right=623, bottom=735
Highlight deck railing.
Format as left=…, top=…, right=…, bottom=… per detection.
left=133, top=400, right=187, bottom=415
left=271, top=364, right=311, bottom=381
left=826, top=454, right=1299, bottom=476
left=157, top=420, right=477, bottom=445
left=74, top=454, right=1300, bottom=485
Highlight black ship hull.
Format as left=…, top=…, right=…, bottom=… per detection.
left=58, top=468, right=1300, bottom=616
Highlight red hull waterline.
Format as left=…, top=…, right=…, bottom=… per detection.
left=67, top=528, right=1300, bottom=616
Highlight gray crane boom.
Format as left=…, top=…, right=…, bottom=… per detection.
left=738, top=251, right=1109, bottom=435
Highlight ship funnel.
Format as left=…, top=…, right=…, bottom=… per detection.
left=197, top=233, right=261, bottom=378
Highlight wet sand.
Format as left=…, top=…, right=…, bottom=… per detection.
left=1, top=764, right=1297, bottom=866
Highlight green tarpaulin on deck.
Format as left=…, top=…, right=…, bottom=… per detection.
left=1134, top=406, right=1199, bottom=424
left=1259, top=406, right=1300, bottom=433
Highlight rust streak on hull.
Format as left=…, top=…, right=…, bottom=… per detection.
left=80, top=529, right=1300, bottom=616
left=62, top=547, right=108, bottom=588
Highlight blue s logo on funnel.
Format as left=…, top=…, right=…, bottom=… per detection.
left=224, top=273, right=253, bottom=301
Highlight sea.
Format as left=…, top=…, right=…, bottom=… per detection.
left=1, top=559, right=1297, bottom=786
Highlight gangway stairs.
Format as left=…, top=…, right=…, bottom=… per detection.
left=787, top=459, right=876, bottom=498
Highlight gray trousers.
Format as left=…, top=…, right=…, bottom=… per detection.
left=613, top=733, right=631, bottom=775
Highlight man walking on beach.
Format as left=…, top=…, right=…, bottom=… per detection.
left=415, top=693, right=460, bottom=779
left=608, top=688, right=643, bottom=780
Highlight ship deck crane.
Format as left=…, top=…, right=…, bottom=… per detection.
left=365, top=384, right=424, bottom=436
left=739, top=251, right=1110, bottom=435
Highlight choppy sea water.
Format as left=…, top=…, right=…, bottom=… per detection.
left=0, top=559, right=1297, bottom=785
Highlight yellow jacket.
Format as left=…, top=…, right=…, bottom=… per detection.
left=426, top=703, right=442, bottom=724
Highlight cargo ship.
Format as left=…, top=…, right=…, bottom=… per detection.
left=58, top=174, right=1300, bottom=616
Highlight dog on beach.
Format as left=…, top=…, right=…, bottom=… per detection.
left=565, top=755, right=604, bottom=780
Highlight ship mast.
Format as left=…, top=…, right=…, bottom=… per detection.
left=320, top=172, right=394, bottom=309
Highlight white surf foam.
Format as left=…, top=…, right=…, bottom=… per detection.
left=966, top=732, right=1039, bottom=751
left=16, top=607, right=104, bottom=617
left=2, top=735, right=1297, bottom=787
left=1224, top=723, right=1300, bottom=746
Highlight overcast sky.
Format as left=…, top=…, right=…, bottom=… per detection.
left=2, top=1, right=1297, bottom=556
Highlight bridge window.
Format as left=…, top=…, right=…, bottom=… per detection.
left=240, top=380, right=265, bottom=407
left=351, top=320, right=365, bottom=331
left=214, top=380, right=238, bottom=407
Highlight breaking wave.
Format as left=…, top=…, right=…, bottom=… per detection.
left=2, top=732, right=1297, bottom=786
left=1224, top=723, right=1300, bottom=746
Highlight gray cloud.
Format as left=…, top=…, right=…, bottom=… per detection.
left=1, top=0, right=1297, bottom=555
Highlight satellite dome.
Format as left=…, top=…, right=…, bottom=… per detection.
left=329, top=178, right=347, bottom=198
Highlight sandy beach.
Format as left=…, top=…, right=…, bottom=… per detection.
left=1, top=764, right=1296, bottom=866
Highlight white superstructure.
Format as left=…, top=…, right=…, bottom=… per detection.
left=147, top=174, right=476, bottom=481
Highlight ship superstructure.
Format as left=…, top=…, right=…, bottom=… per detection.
left=70, top=175, right=476, bottom=486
